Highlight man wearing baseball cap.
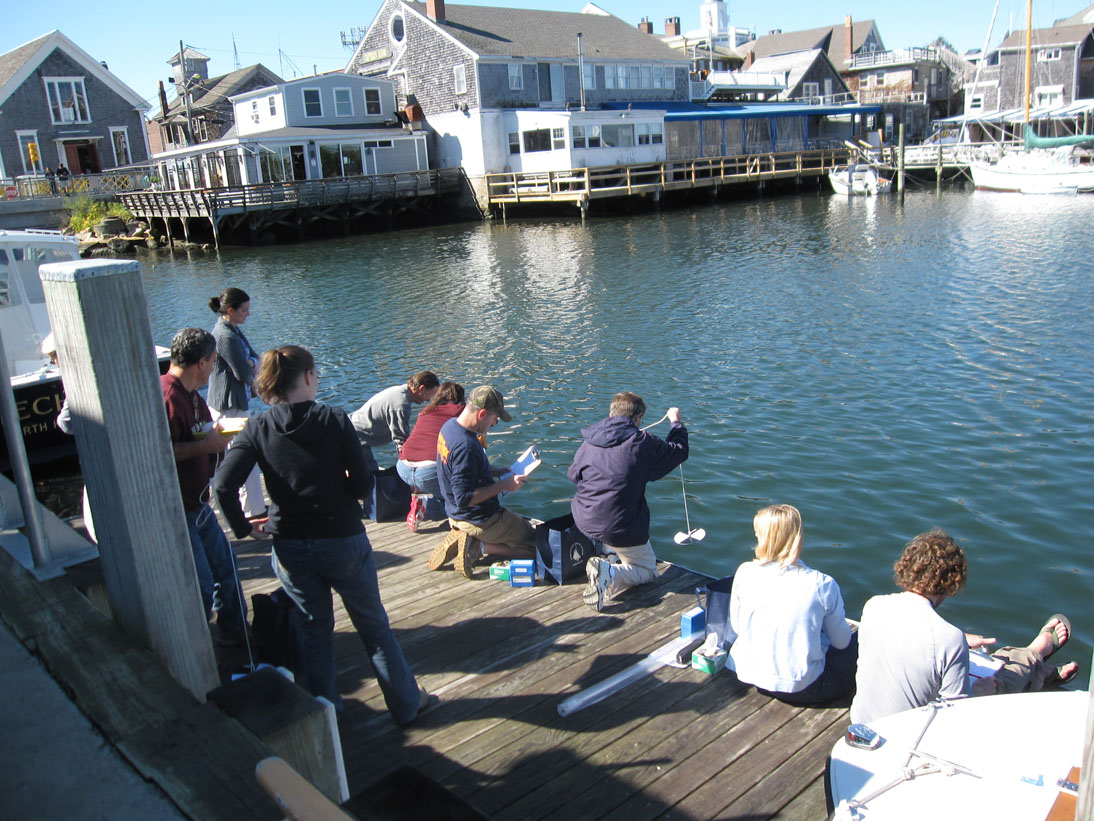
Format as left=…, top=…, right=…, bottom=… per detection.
left=432, top=385, right=536, bottom=578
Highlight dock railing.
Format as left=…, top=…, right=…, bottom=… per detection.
left=3, top=167, right=154, bottom=200
left=485, top=148, right=851, bottom=204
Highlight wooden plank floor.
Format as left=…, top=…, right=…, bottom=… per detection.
left=229, top=519, right=848, bottom=820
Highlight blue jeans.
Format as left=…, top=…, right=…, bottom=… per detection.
left=271, top=531, right=420, bottom=722
left=396, top=460, right=446, bottom=519
left=185, top=505, right=246, bottom=634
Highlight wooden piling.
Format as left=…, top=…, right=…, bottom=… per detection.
left=39, top=258, right=219, bottom=700
left=897, top=124, right=906, bottom=194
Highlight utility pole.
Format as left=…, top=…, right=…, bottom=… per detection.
left=179, top=40, right=195, bottom=146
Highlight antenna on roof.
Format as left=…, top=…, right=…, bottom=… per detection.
left=232, top=34, right=241, bottom=70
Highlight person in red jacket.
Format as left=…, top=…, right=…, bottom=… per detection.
left=397, top=382, right=465, bottom=531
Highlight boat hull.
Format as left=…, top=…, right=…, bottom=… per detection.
left=970, top=149, right=1094, bottom=194
left=829, top=165, right=892, bottom=196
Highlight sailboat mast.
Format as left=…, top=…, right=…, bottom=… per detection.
left=1023, top=0, right=1032, bottom=125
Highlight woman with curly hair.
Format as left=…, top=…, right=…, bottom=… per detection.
left=725, top=504, right=857, bottom=705
left=851, top=529, right=1077, bottom=724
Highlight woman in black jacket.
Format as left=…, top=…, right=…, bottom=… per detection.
left=213, top=345, right=432, bottom=723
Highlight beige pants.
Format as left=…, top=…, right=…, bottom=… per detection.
left=601, top=540, right=658, bottom=596
left=210, top=407, right=265, bottom=518
left=450, top=508, right=536, bottom=549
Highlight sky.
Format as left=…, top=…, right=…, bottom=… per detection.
left=3, top=0, right=1086, bottom=115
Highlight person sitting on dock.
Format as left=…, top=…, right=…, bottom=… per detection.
left=431, top=385, right=536, bottom=578
left=568, top=392, right=688, bottom=611
left=350, top=371, right=439, bottom=474
left=160, top=327, right=248, bottom=646
left=850, top=529, right=1078, bottom=726
left=725, top=504, right=857, bottom=705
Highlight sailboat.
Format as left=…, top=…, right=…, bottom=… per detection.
left=969, top=0, right=1094, bottom=193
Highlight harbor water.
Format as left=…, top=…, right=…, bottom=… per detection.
left=140, top=189, right=1093, bottom=661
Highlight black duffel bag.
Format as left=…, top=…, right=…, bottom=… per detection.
left=535, top=512, right=599, bottom=585
left=371, top=466, right=412, bottom=522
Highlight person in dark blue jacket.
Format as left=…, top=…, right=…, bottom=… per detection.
left=568, top=392, right=688, bottom=611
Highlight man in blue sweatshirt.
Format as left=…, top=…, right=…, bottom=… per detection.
left=568, top=392, right=688, bottom=611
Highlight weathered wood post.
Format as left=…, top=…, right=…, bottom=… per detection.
left=897, top=124, right=906, bottom=194
left=40, top=258, right=219, bottom=700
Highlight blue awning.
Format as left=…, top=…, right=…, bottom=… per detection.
left=601, top=101, right=882, bottom=121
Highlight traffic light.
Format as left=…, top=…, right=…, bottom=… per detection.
left=27, top=142, right=39, bottom=164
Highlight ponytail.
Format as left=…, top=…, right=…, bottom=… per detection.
left=210, top=287, right=250, bottom=315
left=254, top=345, right=315, bottom=404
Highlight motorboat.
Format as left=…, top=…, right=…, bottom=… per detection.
left=828, top=164, right=892, bottom=196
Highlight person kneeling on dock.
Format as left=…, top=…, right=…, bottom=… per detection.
left=850, top=529, right=1078, bottom=726
left=213, top=345, right=433, bottom=723
left=431, top=385, right=536, bottom=578
left=350, top=371, right=439, bottom=473
left=568, top=392, right=688, bottom=611
left=161, top=328, right=248, bottom=646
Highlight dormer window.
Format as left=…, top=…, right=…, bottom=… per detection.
left=391, top=14, right=405, bottom=44
left=45, top=77, right=90, bottom=124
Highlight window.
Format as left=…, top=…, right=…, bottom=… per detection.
left=572, top=125, right=586, bottom=148
left=970, top=95, right=983, bottom=110
left=552, top=127, right=565, bottom=149
left=636, top=123, right=663, bottom=145
left=509, top=63, right=523, bottom=90
left=587, top=124, right=601, bottom=147
left=390, top=14, right=405, bottom=43
left=362, top=140, right=392, bottom=148
left=110, top=127, right=131, bottom=166
left=17, top=131, right=43, bottom=174
left=269, top=95, right=278, bottom=116
left=522, top=128, right=552, bottom=152
left=629, top=66, right=640, bottom=89
left=583, top=63, right=595, bottom=90
left=364, top=88, right=381, bottom=115
left=875, top=74, right=885, bottom=86
left=454, top=64, right=467, bottom=95
left=1037, top=48, right=1061, bottom=62
left=640, top=66, right=652, bottom=89
left=508, top=132, right=520, bottom=154
left=334, top=88, right=353, bottom=116
left=802, top=82, right=819, bottom=99
left=617, top=65, right=629, bottom=89
left=195, top=117, right=209, bottom=141
left=604, top=65, right=616, bottom=90
left=44, top=77, right=90, bottom=124
left=664, top=67, right=675, bottom=90
left=303, top=88, right=322, bottom=117
left=653, top=67, right=664, bottom=89
left=600, top=123, right=634, bottom=147
left=1034, top=85, right=1063, bottom=107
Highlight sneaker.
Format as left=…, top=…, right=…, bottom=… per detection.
left=406, top=495, right=425, bottom=533
left=583, top=558, right=612, bottom=612
left=428, top=530, right=459, bottom=570
left=455, top=531, right=481, bottom=579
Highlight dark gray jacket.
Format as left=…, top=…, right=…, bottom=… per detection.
left=208, top=316, right=256, bottom=411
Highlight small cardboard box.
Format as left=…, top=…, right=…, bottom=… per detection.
left=680, top=606, right=706, bottom=638
left=691, top=647, right=728, bottom=676
left=489, top=562, right=511, bottom=581
left=509, top=559, right=535, bottom=587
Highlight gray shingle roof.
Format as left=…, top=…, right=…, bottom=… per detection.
left=997, top=23, right=1093, bottom=50
left=740, top=19, right=881, bottom=66
left=1054, top=4, right=1094, bottom=26
left=401, top=0, right=685, bottom=61
left=161, top=64, right=283, bottom=117
left=0, top=32, right=52, bottom=91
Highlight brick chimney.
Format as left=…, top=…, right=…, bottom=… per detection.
left=745, top=49, right=755, bottom=69
left=427, top=0, right=446, bottom=23
left=665, top=17, right=681, bottom=37
left=638, top=17, right=653, bottom=34
left=844, top=15, right=853, bottom=63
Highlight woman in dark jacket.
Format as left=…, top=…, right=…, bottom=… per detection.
left=213, top=345, right=433, bottom=723
left=208, top=287, right=264, bottom=518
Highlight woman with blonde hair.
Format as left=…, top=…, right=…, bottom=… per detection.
left=213, top=345, right=433, bottom=723
left=724, top=504, right=857, bottom=705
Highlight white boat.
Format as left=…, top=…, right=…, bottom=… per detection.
left=828, top=164, right=892, bottom=196
left=969, top=145, right=1093, bottom=193
left=827, top=690, right=1086, bottom=819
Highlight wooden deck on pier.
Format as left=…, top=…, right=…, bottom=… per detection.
left=231, top=519, right=848, bottom=819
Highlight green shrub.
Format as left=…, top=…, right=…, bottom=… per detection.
left=65, top=196, right=132, bottom=233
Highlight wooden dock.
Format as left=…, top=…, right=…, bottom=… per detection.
left=231, top=518, right=849, bottom=819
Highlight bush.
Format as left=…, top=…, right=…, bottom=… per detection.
left=65, top=196, right=132, bottom=233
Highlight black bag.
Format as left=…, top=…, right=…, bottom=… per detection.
left=250, top=589, right=306, bottom=678
left=371, top=466, right=412, bottom=522
left=696, top=575, right=734, bottom=648
left=535, top=513, right=598, bottom=585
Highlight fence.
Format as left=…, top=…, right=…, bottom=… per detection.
left=2, top=167, right=154, bottom=201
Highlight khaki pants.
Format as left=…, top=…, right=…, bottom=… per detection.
left=601, top=540, right=658, bottom=597
left=972, top=645, right=1054, bottom=696
left=450, top=508, right=535, bottom=549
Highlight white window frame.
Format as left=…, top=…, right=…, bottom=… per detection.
left=604, top=64, right=616, bottom=90
left=43, top=77, right=91, bottom=124
left=583, top=63, right=596, bottom=90
left=109, top=126, right=131, bottom=167
left=802, top=81, right=820, bottom=99
left=508, top=131, right=520, bottom=154
left=1034, top=85, right=1064, bottom=107
left=508, top=63, right=523, bottom=90
left=333, top=87, right=354, bottom=117
left=302, top=88, right=323, bottom=118
left=390, top=13, right=406, bottom=44
left=572, top=125, right=586, bottom=148
left=269, top=95, right=278, bottom=116
left=16, top=130, right=43, bottom=174
left=1037, top=48, right=1061, bottom=62
left=551, top=127, right=565, bottom=149
left=454, top=64, right=467, bottom=95
left=364, top=88, right=381, bottom=115
left=970, top=94, right=984, bottom=110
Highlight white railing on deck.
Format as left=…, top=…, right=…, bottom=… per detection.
left=851, top=48, right=940, bottom=68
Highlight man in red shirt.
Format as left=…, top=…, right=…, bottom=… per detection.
left=161, top=327, right=248, bottom=644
